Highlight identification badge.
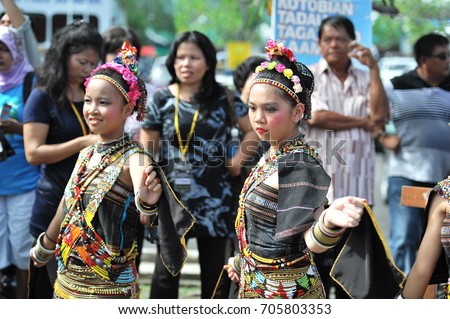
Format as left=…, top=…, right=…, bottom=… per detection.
left=174, top=162, right=193, bottom=193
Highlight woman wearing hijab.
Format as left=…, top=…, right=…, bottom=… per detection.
left=0, top=25, right=40, bottom=298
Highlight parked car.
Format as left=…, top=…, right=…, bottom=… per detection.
left=378, top=56, right=417, bottom=84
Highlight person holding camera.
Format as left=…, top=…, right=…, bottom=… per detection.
left=305, top=15, right=389, bottom=298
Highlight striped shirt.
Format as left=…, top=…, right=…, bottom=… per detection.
left=385, top=70, right=450, bottom=183
left=306, top=59, right=375, bottom=205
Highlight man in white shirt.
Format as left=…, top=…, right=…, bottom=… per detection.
left=306, top=15, right=389, bottom=298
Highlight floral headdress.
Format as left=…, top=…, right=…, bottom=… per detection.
left=252, top=39, right=315, bottom=120
left=85, top=41, right=147, bottom=121
left=254, top=39, right=302, bottom=94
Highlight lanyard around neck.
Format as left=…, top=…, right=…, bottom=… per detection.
left=70, top=101, right=88, bottom=136
left=174, top=85, right=200, bottom=161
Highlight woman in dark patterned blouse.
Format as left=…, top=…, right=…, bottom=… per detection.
left=140, top=31, right=258, bottom=299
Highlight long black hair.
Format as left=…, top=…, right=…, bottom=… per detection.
left=37, top=20, right=103, bottom=108
left=165, top=30, right=222, bottom=103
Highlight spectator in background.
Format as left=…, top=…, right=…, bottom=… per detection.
left=0, top=25, right=39, bottom=299
left=102, top=26, right=141, bottom=65
left=1, top=0, right=41, bottom=68
left=384, top=33, right=450, bottom=275
left=23, top=20, right=101, bottom=298
left=231, top=55, right=266, bottom=180
left=306, top=15, right=389, bottom=298
left=140, top=30, right=257, bottom=299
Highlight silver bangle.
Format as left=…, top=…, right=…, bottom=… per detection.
left=32, top=232, right=55, bottom=264
left=134, top=191, right=158, bottom=216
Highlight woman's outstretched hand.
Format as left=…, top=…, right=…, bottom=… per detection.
left=325, top=196, right=366, bottom=229
left=138, top=164, right=163, bottom=205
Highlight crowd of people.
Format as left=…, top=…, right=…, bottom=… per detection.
left=0, top=0, right=449, bottom=300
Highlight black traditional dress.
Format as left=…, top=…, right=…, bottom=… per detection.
left=236, top=135, right=330, bottom=299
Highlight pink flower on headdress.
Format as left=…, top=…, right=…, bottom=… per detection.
left=128, top=86, right=141, bottom=102
left=254, top=60, right=294, bottom=82
left=85, top=61, right=141, bottom=106
left=265, top=39, right=297, bottom=62
left=275, top=64, right=286, bottom=73
left=255, top=61, right=268, bottom=73
left=266, top=39, right=277, bottom=49
left=254, top=40, right=302, bottom=93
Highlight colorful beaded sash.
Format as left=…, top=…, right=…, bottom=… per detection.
left=239, top=251, right=324, bottom=299
left=56, top=137, right=141, bottom=283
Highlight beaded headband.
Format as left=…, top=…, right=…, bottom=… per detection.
left=90, top=74, right=131, bottom=103
left=253, top=78, right=300, bottom=104
left=85, top=41, right=147, bottom=121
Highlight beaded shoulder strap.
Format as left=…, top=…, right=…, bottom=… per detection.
left=57, top=143, right=143, bottom=280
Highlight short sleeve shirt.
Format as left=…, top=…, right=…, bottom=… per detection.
left=23, top=88, right=88, bottom=237
left=307, top=59, right=375, bottom=205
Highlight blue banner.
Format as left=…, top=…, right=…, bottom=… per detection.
left=272, top=0, right=373, bottom=66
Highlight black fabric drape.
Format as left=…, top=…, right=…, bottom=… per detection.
left=152, top=164, right=195, bottom=276
left=331, top=204, right=406, bottom=299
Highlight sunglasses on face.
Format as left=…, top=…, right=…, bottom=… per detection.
left=429, top=52, right=450, bottom=61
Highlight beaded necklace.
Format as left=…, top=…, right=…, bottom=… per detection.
left=70, top=136, right=129, bottom=202
left=236, top=134, right=320, bottom=267
left=57, top=135, right=140, bottom=282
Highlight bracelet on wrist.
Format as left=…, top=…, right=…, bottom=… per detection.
left=230, top=254, right=241, bottom=275
left=32, top=232, right=55, bottom=264
left=38, top=232, right=55, bottom=252
left=310, top=210, right=347, bottom=249
left=320, top=210, right=346, bottom=235
left=135, top=191, right=158, bottom=216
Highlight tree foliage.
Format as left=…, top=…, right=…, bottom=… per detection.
left=172, top=0, right=268, bottom=49
left=117, top=0, right=175, bottom=45
left=373, top=0, right=450, bottom=54
left=118, top=0, right=449, bottom=57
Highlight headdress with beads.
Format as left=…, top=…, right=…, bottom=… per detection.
left=252, top=39, right=314, bottom=120
left=84, top=41, right=147, bottom=121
